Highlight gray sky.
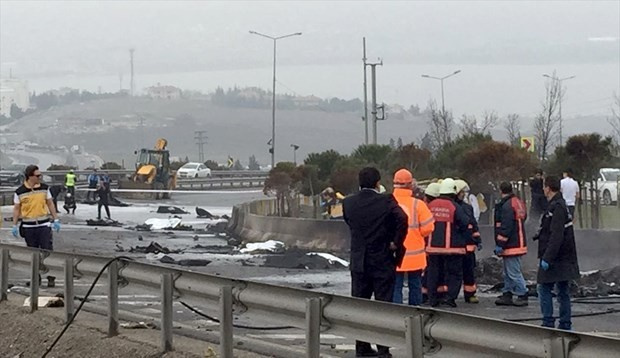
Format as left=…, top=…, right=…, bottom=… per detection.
left=1, top=0, right=619, bottom=116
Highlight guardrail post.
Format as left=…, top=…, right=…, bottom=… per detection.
left=64, top=258, right=74, bottom=322
left=107, top=260, right=119, bottom=337
left=544, top=336, right=572, bottom=358
left=161, top=273, right=174, bottom=352
left=0, top=248, right=9, bottom=302
left=405, top=315, right=425, bottom=358
left=0, top=248, right=8, bottom=302
left=30, top=252, right=39, bottom=312
left=306, top=297, right=321, bottom=358
left=219, top=286, right=233, bottom=358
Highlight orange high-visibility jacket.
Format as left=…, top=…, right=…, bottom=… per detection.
left=393, top=188, right=435, bottom=272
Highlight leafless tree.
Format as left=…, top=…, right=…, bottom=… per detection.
left=504, top=113, right=521, bottom=146
left=459, top=110, right=499, bottom=135
left=608, top=93, right=620, bottom=147
left=534, top=72, right=563, bottom=160
left=427, top=99, right=454, bottom=149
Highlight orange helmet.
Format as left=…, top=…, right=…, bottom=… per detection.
left=393, top=169, right=413, bottom=186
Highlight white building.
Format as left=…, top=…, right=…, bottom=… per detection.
left=0, top=78, right=30, bottom=117
left=146, top=83, right=182, bottom=100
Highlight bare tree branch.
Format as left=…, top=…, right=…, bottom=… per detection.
left=459, top=110, right=498, bottom=136
left=608, top=93, right=620, bottom=146
left=504, top=113, right=521, bottom=146
left=426, top=99, right=454, bottom=149
left=535, top=71, right=562, bottom=160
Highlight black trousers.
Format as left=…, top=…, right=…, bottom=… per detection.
left=427, top=254, right=463, bottom=304
left=86, top=184, right=97, bottom=200
left=23, top=225, right=53, bottom=250
left=351, top=269, right=394, bottom=354
left=98, top=198, right=111, bottom=219
left=462, top=252, right=477, bottom=299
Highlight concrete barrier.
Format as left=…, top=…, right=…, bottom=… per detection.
left=230, top=199, right=620, bottom=270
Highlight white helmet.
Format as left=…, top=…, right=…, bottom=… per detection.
left=439, top=178, right=457, bottom=195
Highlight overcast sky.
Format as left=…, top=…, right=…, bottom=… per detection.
left=1, top=1, right=619, bottom=116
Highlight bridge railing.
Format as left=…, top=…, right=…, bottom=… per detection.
left=0, top=243, right=617, bottom=358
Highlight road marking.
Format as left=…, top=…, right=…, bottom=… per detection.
left=246, top=334, right=345, bottom=340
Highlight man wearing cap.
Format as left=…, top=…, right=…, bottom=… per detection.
left=455, top=179, right=482, bottom=303
left=343, top=167, right=408, bottom=358
left=392, top=169, right=435, bottom=306
left=426, top=178, right=469, bottom=307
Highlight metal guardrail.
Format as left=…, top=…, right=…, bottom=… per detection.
left=42, top=169, right=268, bottom=178
left=0, top=244, right=618, bottom=358
left=176, top=177, right=265, bottom=189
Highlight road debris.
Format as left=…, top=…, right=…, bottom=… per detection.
left=128, top=242, right=182, bottom=254
left=23, top=296, right=64, bottom=308
left=156, top=206, right=189, bottom=214
left=144, top=217, right=182, bottom=230
left=240, top=240, right=286, bottom=254
left=196, top=207, right=218, bottom=219
left=120, top=321, right=157, bottom=329
left=86, top=218, right=123, bottom=227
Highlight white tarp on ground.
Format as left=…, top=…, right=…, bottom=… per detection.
left=240, top=240, right=285, bottom=253
left=144, top=218, right=182, bottom=230
left=307, top=253, right=349, bottom=267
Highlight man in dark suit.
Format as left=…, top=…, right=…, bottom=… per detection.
left=343, top=167, right=408, bottom=358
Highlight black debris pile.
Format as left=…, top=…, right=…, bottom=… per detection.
left=81, top=197, right=130, bottom=207
left=191, top=244, right=235, bottom=255
left=164, top=223, right=194, bottom=231
left=86, top=219, right=123, bottom=227
left=158, top=255, right=211, bottom=267
left=476, top=257, right=620, bottom=297
left=134, top=224, right=152, bottom=231
left=256, top=248, right=348, bottom=270
left=157, top=206, right=189, bottom=214
left=129, top=242, right=182, bottom=255
left=196, top=207, right=218, bottom=219
left=206, top=221, right=229, bottom=236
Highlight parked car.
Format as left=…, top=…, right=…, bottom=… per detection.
left=176, top=162, right=212, bottom=179
left=598, top=168, right=619, bottom=206
left=0, top=163, right=26, bottom=186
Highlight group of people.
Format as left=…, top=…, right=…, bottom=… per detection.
left=59, top=168, right=112, bottom=220
left=343, top=167, right=579, bottom=358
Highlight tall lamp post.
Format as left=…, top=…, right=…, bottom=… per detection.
left=421, top=70, right=461, bottom=113
left=543, top=74, right=575, bottom=145
left=249, top=30, right=302, bottom=169
left=291, top=144, right=300, bottom=165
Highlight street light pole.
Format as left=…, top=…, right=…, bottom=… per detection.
left=291, top=144, right=299, bottom=165
left=250, top=30, right=302, bottom=168
left=421, top=70, right=461, bottom=114
left=543, top=74, right=575, bottom=145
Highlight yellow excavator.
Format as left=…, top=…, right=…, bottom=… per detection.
left=119, top=138, right=176, bottom=199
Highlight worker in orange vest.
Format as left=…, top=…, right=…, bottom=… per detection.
left=392, top=169, right=435, bottom=306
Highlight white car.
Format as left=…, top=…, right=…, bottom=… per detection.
left=598, top=168, right=619, bottom=205
left=177, top=162, right=212, bottom=179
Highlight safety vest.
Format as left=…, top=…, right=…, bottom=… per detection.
left=393, top=188, right=435, bottom=272
left=427, top=197, right=468, bottom=255
left=65, top=173, right=76, bottom=187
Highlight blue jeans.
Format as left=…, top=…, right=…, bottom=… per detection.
left=502, top=256, right=527, bottom=296
left=538, top=281, right=572, bottom=330
left=393, top=271, right=423, bottom=305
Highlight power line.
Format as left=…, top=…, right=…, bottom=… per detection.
left=194, top=130, right=207, bottom=163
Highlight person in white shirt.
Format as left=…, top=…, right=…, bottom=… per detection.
left=560, top=169, right=580, bottom=218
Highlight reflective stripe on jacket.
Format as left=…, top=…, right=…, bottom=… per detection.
left=427, top=196, right=468, bottom=255
left=393, top=188, right=435, bottom=272
left=494, top=194, right=527, bottom=256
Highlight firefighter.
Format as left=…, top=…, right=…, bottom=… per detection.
left=391, top=169, right=435, bottom=306
left=426, top=178, right=469, bottom=307
left=342, top=167, right=408, bottom=358
left=455, top=179, right=482, bottom=304
left=421, top=181, right=442, bottom=302
left=494, top=182, right=529, bottom=307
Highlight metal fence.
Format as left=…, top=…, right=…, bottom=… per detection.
left=1, top=243, right=618, bottom=358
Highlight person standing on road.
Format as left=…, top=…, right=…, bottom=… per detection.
left=494, top=182, right=529, bottom=307
left=534, top=176, right=580, bottom=330
left=455, top=180, right=482, bottom=304
left=343, top=167, right=408, bottom=358
left=96, top=177, right=112, bottom=220
left=391, top=169, right=435, bottom=306
left=426, top=178, right=469, bottom=308
left=86, top=168, right=99, bottom=201
left=12, top=165, right=61, bottom=250
left=65, top=169, right=76, bottom=197
left=529, top=169, right=548, bottom=219
left=49, top=184, right=66, bottom=213
left=560, top=169, right=579, bottom=218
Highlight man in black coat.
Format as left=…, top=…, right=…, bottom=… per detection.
left=343, top=167, right=408, bottom=358
left=534, top=176, right=580, bottom=330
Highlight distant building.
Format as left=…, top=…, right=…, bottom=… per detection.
left=0, top=78, right=30, bottom=117
left=292, top=95, right=322, bottom=109
left=57, top=116, right=105, bottom=127
left=146, top=83, right=182, bottom=100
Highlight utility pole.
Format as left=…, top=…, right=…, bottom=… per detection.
left=129, top=48, right=135, bottom=96
left=367, top=60, right=383, bottom=145
left=421, top=70, right=461, bottom=115
left=362, top=37, right=369, bottom=145
left=194, top=130, right=208, bottom=163
left=119, top=71, right=123, bottom=92
left=249, top=30, right=302, bottom=169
